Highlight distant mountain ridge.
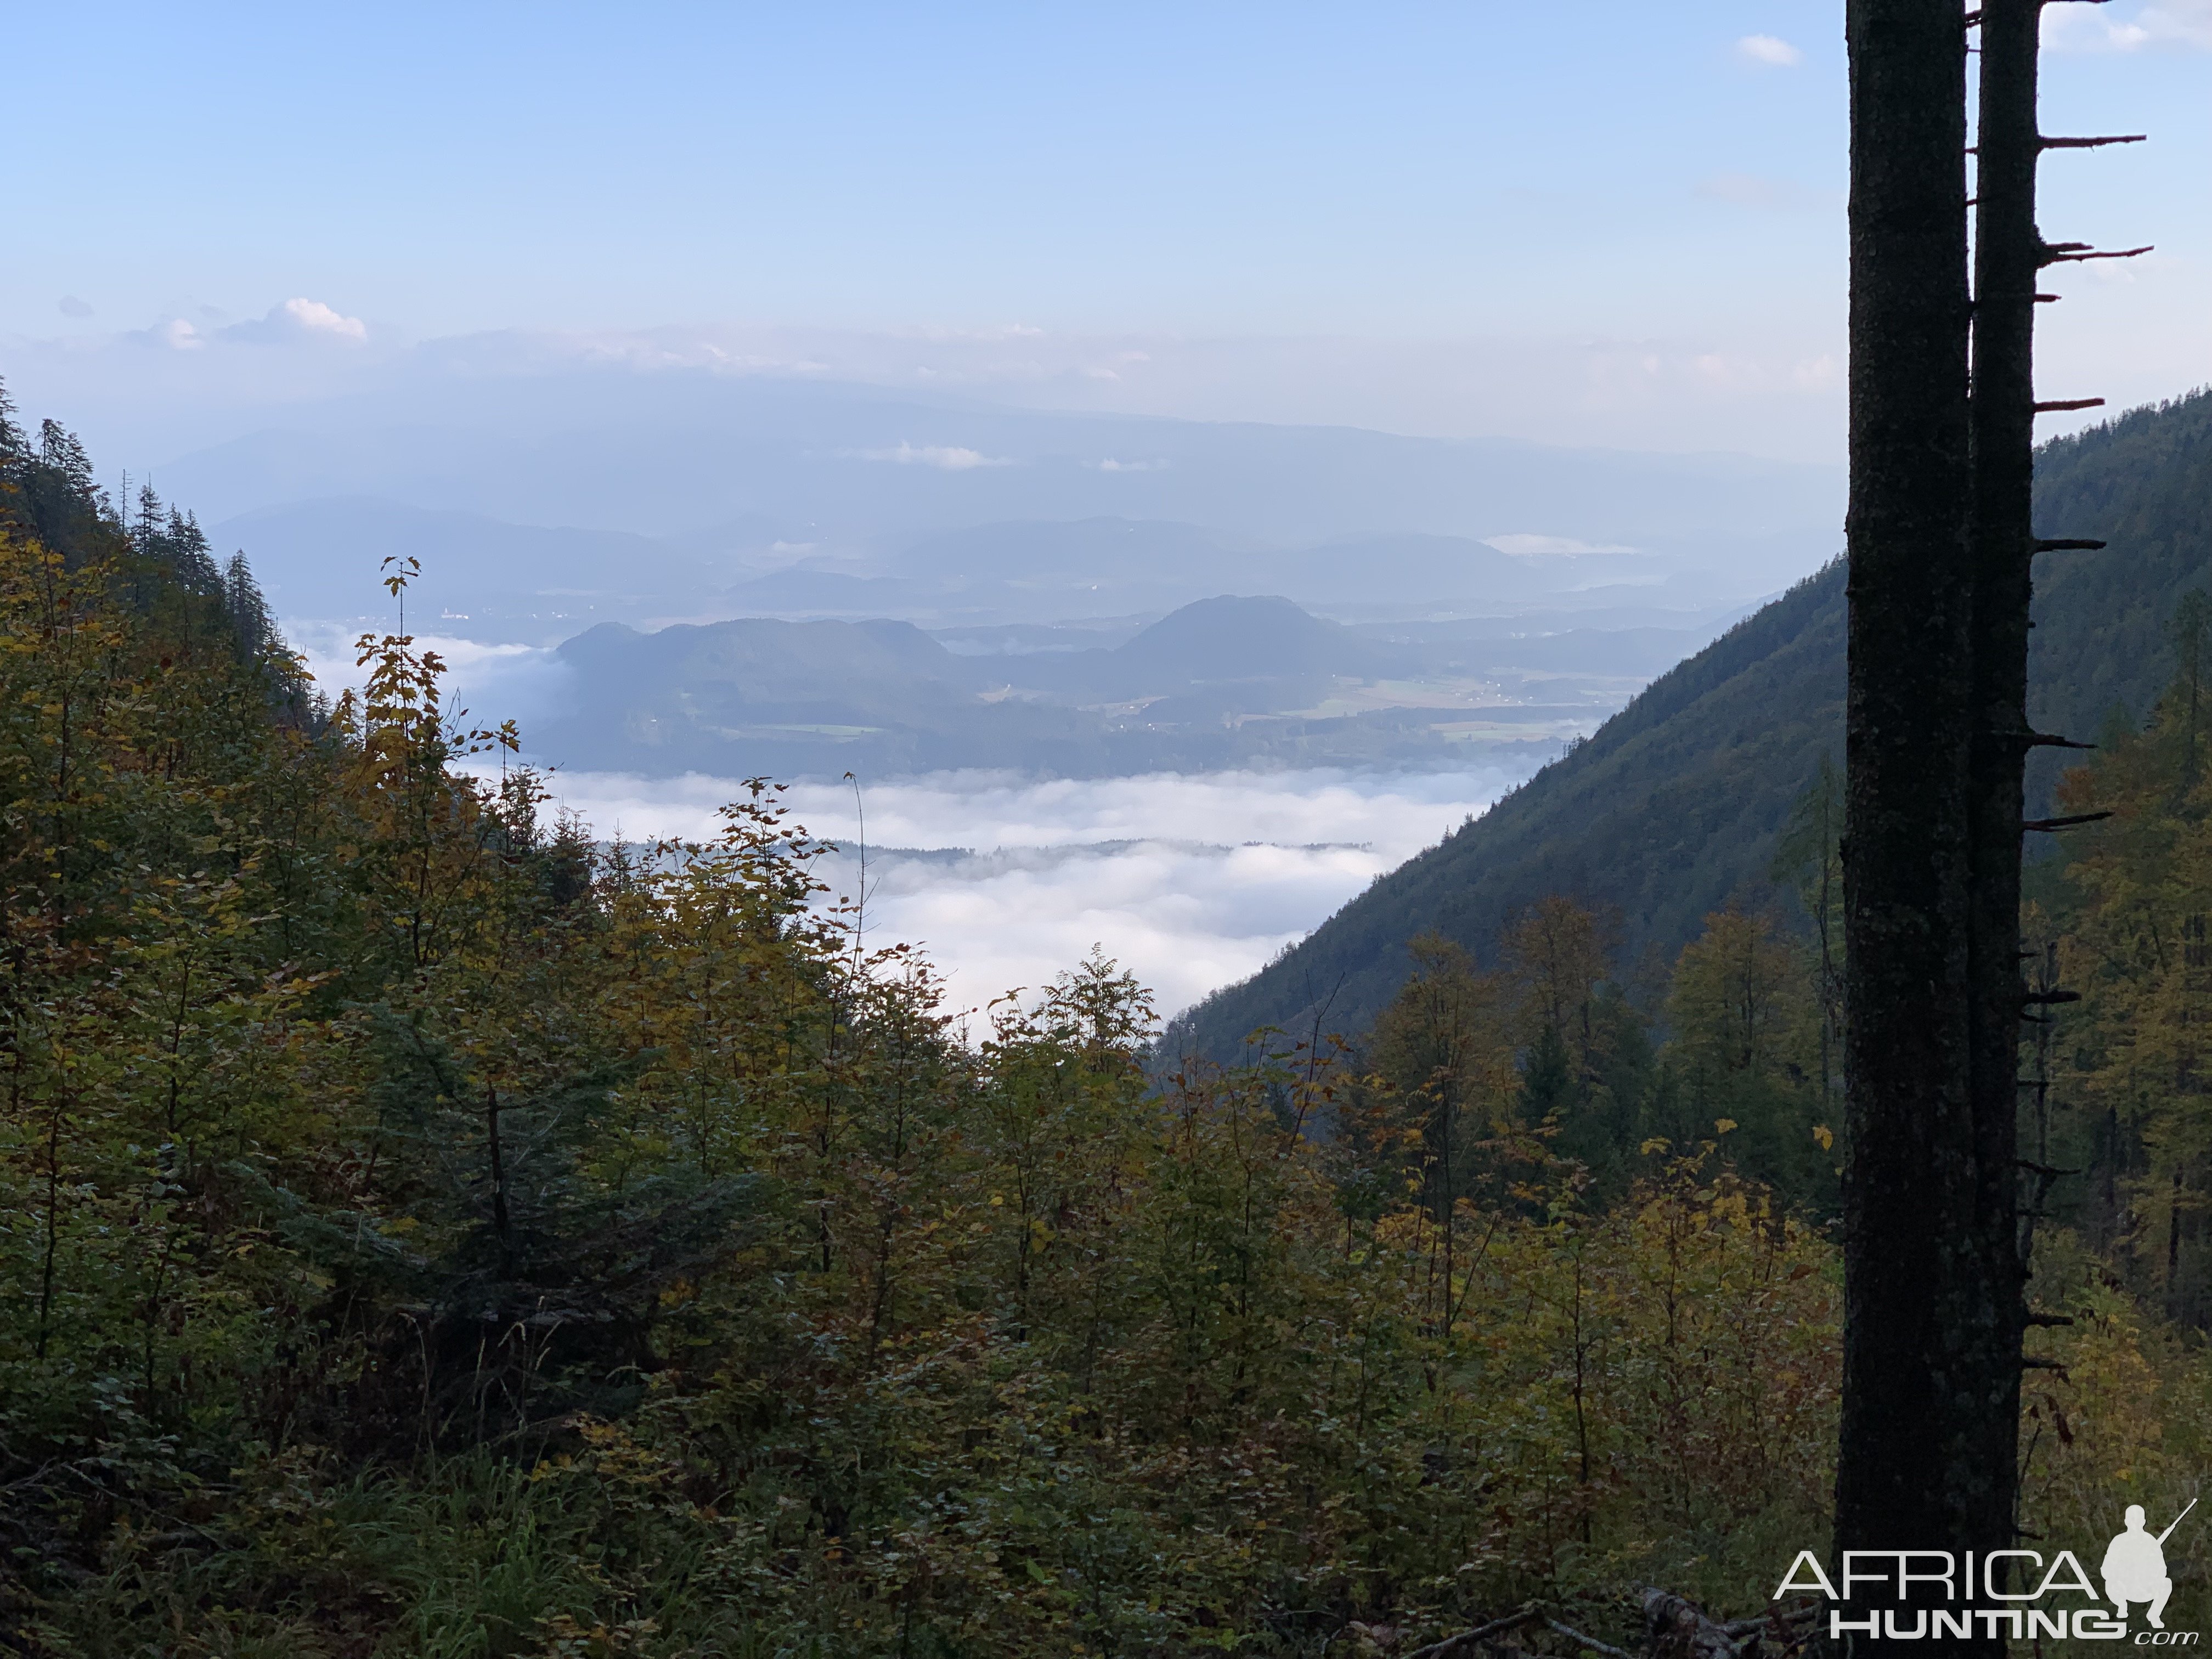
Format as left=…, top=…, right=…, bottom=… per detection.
left=210, top=497, right=710, bottom=633
left=156, top=371, right=1843, bottom=556
left=715, top=518, right=1669, bottom=629
left=535, top=594, right=1581, bottom=780
left=1166, top=388, right=2212, bottom=1060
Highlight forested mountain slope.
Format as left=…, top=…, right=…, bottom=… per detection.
left=1170, top=387, right=2212, bottom=1060
left=1170, top=565, right=1848, bottom=1056
left=2027, top=389, right=2212, bottom=761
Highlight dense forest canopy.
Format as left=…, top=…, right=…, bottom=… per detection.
left=1, top=385, right=2207, bottom=1654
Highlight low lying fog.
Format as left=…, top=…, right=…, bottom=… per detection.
left=532, top=766, right=1530, bottom=1018
left=296, top=623, right=1541, bottom=1016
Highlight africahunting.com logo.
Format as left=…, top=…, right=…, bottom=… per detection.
left=1776, top=1500, right=2198, bottom=1643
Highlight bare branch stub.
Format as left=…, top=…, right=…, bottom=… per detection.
left=2045, top=244, right=2154, bottom=264
left=2034, top=398, right=2105, bottom=413
left=2032, top=538, right=2106, bottom=551
left=2023, top=811, right=2113, bottom=831
left=2039, top=133, right=2147, bottom=150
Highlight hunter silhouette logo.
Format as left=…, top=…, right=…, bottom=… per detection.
left=1773, top=1497, right=2200, bottom=1641
left=2106, top=1502, right=2195, bottom=1631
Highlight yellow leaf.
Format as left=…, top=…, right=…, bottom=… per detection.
left=1714, top=1118, right=1738, bottom=1135
left=1812, top=1124, right=1835, bottom=1151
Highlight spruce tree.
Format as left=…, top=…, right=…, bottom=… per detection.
left=0, top=375, right=26, bottom=468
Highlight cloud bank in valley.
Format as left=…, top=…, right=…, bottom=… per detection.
left=290, top=629, right=1533, bottom=1017
left=526, top=766, right=1531, bottom=1018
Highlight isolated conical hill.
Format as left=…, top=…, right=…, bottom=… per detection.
left=1166, top=387, right=2212, bottom=1060
left=1114, top=594, right=1372, bottom=680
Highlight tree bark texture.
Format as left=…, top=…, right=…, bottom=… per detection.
left=1839, top=0, right=2013, bottom=1650
left=1965, top=0, right=2043, bottom=1565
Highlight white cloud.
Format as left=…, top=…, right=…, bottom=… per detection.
left=280, top=298, right=367, bottom=339
left=1791, top=354, right=1841, bottom=391
left=289, top=623, right=572, bottom=722
left=909, top=322, right=1045, bottom=342
left=1094, top=456, right=1169, bottom=472
left=151, top=318, right=205, bottom=351
left=850, top=439, right=1012, bottom=470
left=222, top=297, right=368, bottom=344
left=504, top=765, right=1533, bottom=1016
left=2045, top=0, right=2212, bottom=49
left=1485, top=533, right=1638, bottom=557
left=58, top=295, right=93, bottom=319
left=1735, top=33, right=1804, bottom=66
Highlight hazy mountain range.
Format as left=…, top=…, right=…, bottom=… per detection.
left=531, top=593, right=1712, bottom=780
left=117, top=366, right=1847, bottom=782
left=162, top=369, right=1841, bottom=550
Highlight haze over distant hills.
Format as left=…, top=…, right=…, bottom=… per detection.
left=211, top=497, right=715, bottom=633
left=161, top=368, right=1838, bottom=785
left=166, top=370, right=1841, bottom=556
left=534, top=594, right=1623, bottom=780
left=224, top=501, right=1750, bottom=644
left=1170, top=389, right=2212, bottom=1060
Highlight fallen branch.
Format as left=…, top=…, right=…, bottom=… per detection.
left=1548, top=1617, right=1639, bottom=1659
left=1719, top=1604, right=1820, bottom=1638
left=1405, top=1606, right=1544, bottom=1659
left=1644, top=1588, right=1744, bottom=1659
left=1404, top=1592, right=1812, bottom=1659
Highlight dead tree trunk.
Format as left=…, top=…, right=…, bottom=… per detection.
left=1838, top=0, right=1993, bottom=1647
left=1843, top=0, right=2147, bottom=1640
left=1963, top=0, right=2043, bottom=1579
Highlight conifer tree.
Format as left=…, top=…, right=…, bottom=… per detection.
left=223, top=550, right=275, bottom=661
left=0, top=375, right=26, bottom=467
left=37, top=419, right=98, bottom=499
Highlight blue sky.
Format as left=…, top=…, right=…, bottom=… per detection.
left=3, top=2, right=2206, bottom=460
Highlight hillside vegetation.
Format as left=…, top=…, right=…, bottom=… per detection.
left=5, top=383, right=2205, bottom=1655
left=5, top=394, right=1883, bottom=1655
left=1171, top=388, right=2212, bottom=1062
